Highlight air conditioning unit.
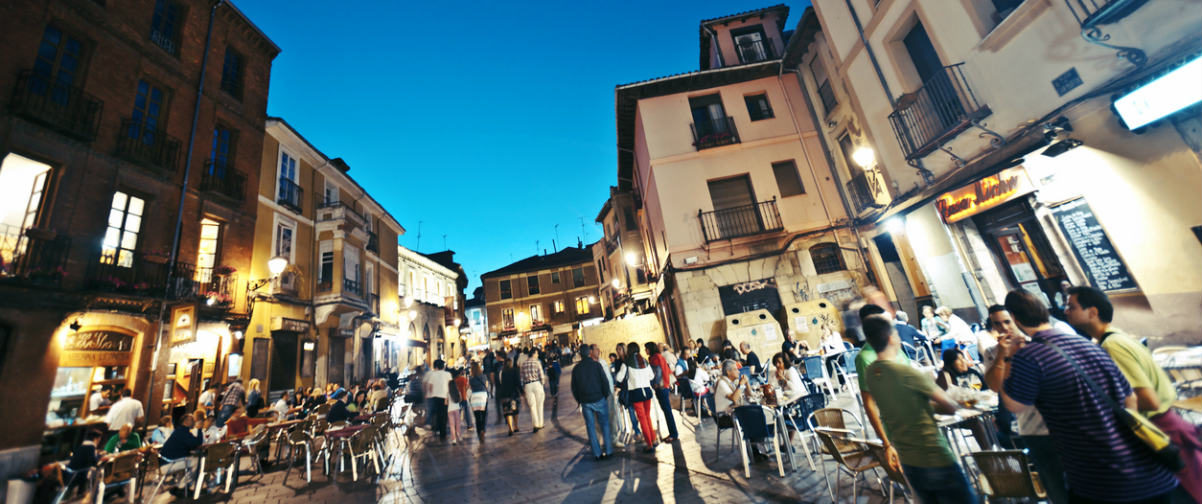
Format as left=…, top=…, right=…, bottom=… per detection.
left=272, top=271, right=298, bottom=295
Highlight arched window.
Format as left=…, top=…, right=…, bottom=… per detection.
left=810, top=243, right=846, bottom=274
left=423, top=324, right=430, bottom=342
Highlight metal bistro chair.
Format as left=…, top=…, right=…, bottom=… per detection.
left=241, top=428, right=272, bottom=477
left=815, top=428, right=883, bottom=503
left=51, top=464, right=90, bottom=504
left=867, top=442, right=913, bottom=503
left=282, top=419, right=315, bottom=484
left=346, top=425, right=381, bottom=482
left=95, top=450, right=142, bottom=503
left=807, top=407, right=867, bottom=455
left=308, top=417, right=334, bottom=476
left=732, top=405, right=787, bottom=478
left=192, top=442, right=237, bottom=500
left=780, top=392, right=827, bottom=470
left=802, top=356, right=838, bottom=399
left=971, top=450, right=1048, bottom=502
left=838, top=348, right=861, bottom=394
left=144, top=451, right=192, bottom=504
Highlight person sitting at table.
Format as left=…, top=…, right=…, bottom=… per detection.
left=104, top=423, right=141, bottom=453
left=327, top=388, right=354, bottom=424
left=368, top=381, right=390, bottom=413
left=935, top=349, right=984, bottom=391
left=740, top=342, right=763, bottom=375
left=715, top=359, right=767, bottom=461
left=149, top=416, right=174, bottom=445
left=771, top=353, right=807, bottom=399
left=201, top=414, right=225, bottom=444
left=159, top=414, right=203, bottom=498
left=820, top=324, right=847, bottom=385
left=224, top=405, right=271, bottom=439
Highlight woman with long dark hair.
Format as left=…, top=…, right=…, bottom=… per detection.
left=644, top=341, right=678, bottom=443
left=498, top=356, right=522, bottom=435
left=469, top=362, right=489, bottom=442
left=616, top=342, right=658, bottom=452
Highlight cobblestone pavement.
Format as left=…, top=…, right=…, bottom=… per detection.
left=155, top=364, right=890, bottom=504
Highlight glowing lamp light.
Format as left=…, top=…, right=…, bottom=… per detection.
left=851, top=146, right=876, bottom=168
left=206, top=296, right=216, bottom=306
left=886, top=217, right=905, bottom=235
left=408, top=310, right=418, bottom=321
left=611, top=278, right=620, bottom=289
left=267, top=256, right=289, bottom=276
left=588, top=296, right=597, bottom=304
left=624, top=252, right=639, bottom=266
left=454, top=318, right=461, bottom=326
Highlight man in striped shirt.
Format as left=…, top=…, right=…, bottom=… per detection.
left=994, top=290, right=1178, bottom=503
left=520, top=348, right=547, bottom=432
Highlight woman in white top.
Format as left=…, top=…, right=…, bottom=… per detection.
left=771, top=352, right=807, bottom=400
left=615, top=342, right=658, bottom=452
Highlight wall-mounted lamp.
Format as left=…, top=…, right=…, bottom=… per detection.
left=852, top=146, right=876, bottom=168
left=250, top=256, right=290, bottom=290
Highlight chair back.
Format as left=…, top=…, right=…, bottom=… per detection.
left=814, top=429, right=854, bottom=468
left=809, top=408, right=860, bottom=453
left=802, top=356, right=825, bottom=379
left=287, top=421, right=310, bottom=443
left=311, top=417, right=329, bottom=437
left=866, top=442, right=908, bottom=486
left=732, top=405, right=773, bottom=442
left=100, top=451, right=141, bottom=484
left=350, top=426, right=378, bottom=453
left=901, top=342, right=919, bottom=361
left=783, top=393, right=826, bottom=431
left=963, top=344, right=981, bottom=362
left=738, top=366, right=752, bottom=379
left=315, top=403, right=331, bottom=416
left=971, top=450, right=1046, bottom=499
left=201, top=442, right=236, bottom=468
left=842, top=349, right=860, bottom=375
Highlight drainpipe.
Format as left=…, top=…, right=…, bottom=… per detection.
left=147, top=0, right=224, bottom=429
left=841, top=0, right=934, bottom=184
left=702, top=24, right=725, bottom=68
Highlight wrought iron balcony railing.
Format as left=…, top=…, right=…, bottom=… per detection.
left=691, top=116, right=740, bottom=150
left=888, top=63, right=990, bottom=161
left=116, top=118, right=181, bottom=174
left=88, top=250, right=193, bottom=298
left=10, top=70, right=103, bottom=141
left=200, top=161, right=246, bottom=201
left=317, top=200, right=367, bottom=227
left=735, top=38, right=775, bottom=64
left=0, top=224, right=70, bottom=287
left=698, top=199, right=783, bottom=243
left=846, top=172, right=880, bottom=214
left=1064, top=0, right=1149, bottom=65
left=343, top=278, right=361, bottom=295
left=277, top=177, right=303, bottom=213
left=150, top=29, right=179, bottom=57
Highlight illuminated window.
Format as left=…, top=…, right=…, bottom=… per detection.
left=195, top=218, right=221, bottom=282
left=575, top=296, right=590, bottom=315
left=530, top=304, right=542, bottom=322
left=502, top=308, right=514, bottom=327
left=553, top=300, right=565, bottom=313
left=102, top=192, right=144, bottom=268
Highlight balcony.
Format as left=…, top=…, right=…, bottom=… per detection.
left=0, top=225, right=71, bottom=288
left=9, top=71, right=103, bottom=141
left=116, top=118, right=181, bottom=174
left=317, top=200, right=367, bottom=229
left=87, top=250, right=192, bottom=298
left=691, top=116, right=740, bottom=150
left=735, top=38, right=775, bottom=64
left=277, top=178, right=303, bottom=214
left=150, top=29, right=179, bottom=57
left=888, top=63, right=990, bottom=161
left=200, top=161, right=246, bottom=202
left=343, top=278, right=361, bottom=296
left=698, top=199, right=783, bottom=243
left=1066, top=0, right=1148, bottom=29
left=366, top=231, right=379, bottom=253
left=846, top=172, right=882, bottom=214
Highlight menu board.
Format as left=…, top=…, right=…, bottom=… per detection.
left=1052, top=198, right=1138, bottom=293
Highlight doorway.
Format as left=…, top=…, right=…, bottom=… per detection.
left=328, top=335, right=345, bottom=386
left=902, top=21, right=963, bottom=129
left=269, top=332, right=297, bottom=392
left=972, top=200, right=1067, bottom=309
left=873, top=234, right=919, bottom=318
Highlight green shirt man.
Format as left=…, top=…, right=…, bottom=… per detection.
left=865, top=360, right=956, bottom=467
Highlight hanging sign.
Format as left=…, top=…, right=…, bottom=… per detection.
left=61, top=329, right=136, bottom=366
left=171, top=305, right=197, bottom=344
left=935, top=166, right=1035, bottom=223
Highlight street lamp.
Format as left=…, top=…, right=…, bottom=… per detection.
left=611, top=278, right=620, bottom=289
left=267, top=256, right=288, bottom=276
left=408, top=309, right=418, bottom=321
left=852, top=146, right=876, bottom=168
left=624, top=251, right=639, bottom=266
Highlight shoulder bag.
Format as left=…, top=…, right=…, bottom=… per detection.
left=1043, top=340, right=1184, bottom=471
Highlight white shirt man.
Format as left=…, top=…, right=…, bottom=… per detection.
left=89, top=389, right=109, bottom=413
left=105, top=393, right=144, bottom=431
left=426, top=368, right=452, bottom=400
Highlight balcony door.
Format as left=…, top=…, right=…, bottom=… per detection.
left=903, top=22, right=963, bottom=129
left=707, top=175, right=761, bottom=239
left=689, top=94, right=729, bottom=135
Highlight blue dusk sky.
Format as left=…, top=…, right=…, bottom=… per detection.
left=236, top=0, right=810, bottom=292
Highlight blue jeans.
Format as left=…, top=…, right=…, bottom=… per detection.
left=653, top=387, right=678, bottom=439
left=619, top=391, right=641, bottom=434
left=581, top=398, right=613, bottom=458
left=901, top=463, right=977, bottom=504
left=216, top=404, right=236, bottom=427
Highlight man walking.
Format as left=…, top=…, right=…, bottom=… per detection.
left=520, top=348, right=547, bottom=432
left=1066, top=286, right=1201, bottom=502
left=216, top=378, right=245, bottom=428
left=572, top=344, right=613, bottom=461
left=993, top=290, right=1179, bottom=504
left=862, top=315, right=977, bottom=503
left=425, top=359, right=453, bottom=441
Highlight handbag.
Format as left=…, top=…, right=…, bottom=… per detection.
left=628, top=387, right=653, bottom=403
left=1043, top=340, right=1185, bottom=471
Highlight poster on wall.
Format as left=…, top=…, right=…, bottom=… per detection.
left=718, top=278, right=782, bottom=315
left=1051, top=198, right=1138, bottom=293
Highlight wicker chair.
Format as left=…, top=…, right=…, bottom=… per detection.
left=346, top=425, right=381, bottom=481
left=866, top=442, right=912, bottom=503
left=192, top=442, right=237, bottom=499
left=814, top=428, right=883, bottom=502
left=95, top=451, right=141, bottom=503
left=282, top=419, right=314, bottom=484
left=971, top=450, right=1047, bottom=502
left=807, top=407, right=867, bottom=456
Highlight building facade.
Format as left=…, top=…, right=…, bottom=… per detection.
left=592, top=186, right=655, bottom=319
left=481, top=246, right=602, bottom=349
left=419, top=250, right=468, bottom=361
left=793, top=0, right=1201, bottom=342
left=244, top=118, right=402, bottom=395
left=397, top=245, right=457, bottom=368
left=463, top=287, right=489, bottom=352
left=0, top=0, right=277, bottom=479
left=615, top=5, right=868, bottom=352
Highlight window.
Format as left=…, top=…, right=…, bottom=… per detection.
left=277, top=151, right=298, bottom=210
left=502, top=308, right=515, bottom=328
left=274, top=220, right=294, bottom=263
left=810, top=243, right=846, bottom=274
left=0, top=153, right=51, bottom=237
left=731, top=25, right=771, bottom=63
left=744, top=93, right=774, bottom=120
left=530, top=304, right=542, bottom=322
left=128, top=80, right=167, bottom=146
left=811, top=56, right=838, bottom=115
left=324, top=178, right=338, bottom=205
left=772, top=160, right=806, bottom=197
left=574, top=296, right=591, bottom=315
left=689, top=94, right=730, bottom=137
left=708, top=175, right=755, bottom=210
left=32, top=26, right=86, bottom=106
left=526, top=275, right=540, bottom=295
left=220, top=47, right=243, bottom=99
left=551, top=271, right=560, bottom=284
left=319, top=242, right=333, bottom=284
left=572, top=267, right=585, bottom=287
left=150, top=0, right=182, bottom=56
left=366, top=263, right=375, bottom=295
left=344, top=247, right=360, bottom=293
left=209, top=125, right=235, bottom=176
left=102, top=191, right=145, bottom=268
left=195, top=218, right=221, bottom=282
left=408, top=271, right=416, bottom=297
left=553, top=300, right=565, bottom=313
left=499, top=279, right=512, bottom=299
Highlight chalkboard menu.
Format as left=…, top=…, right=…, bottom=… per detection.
left=1052, top=198, right=1138, bottom=293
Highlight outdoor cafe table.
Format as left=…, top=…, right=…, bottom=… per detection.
left=747, top=386, right=809, bottom=474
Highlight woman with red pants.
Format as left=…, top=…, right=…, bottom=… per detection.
left=616, top=342, right=658, bottom=453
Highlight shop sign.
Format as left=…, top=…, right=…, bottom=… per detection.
left=64, top=331, right=133, bottom=353
left=171, top=305, right=197, bottom=344
left=935, top=166, right=1035, bottom=223
left=270, top=317, right=310, bottom=333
